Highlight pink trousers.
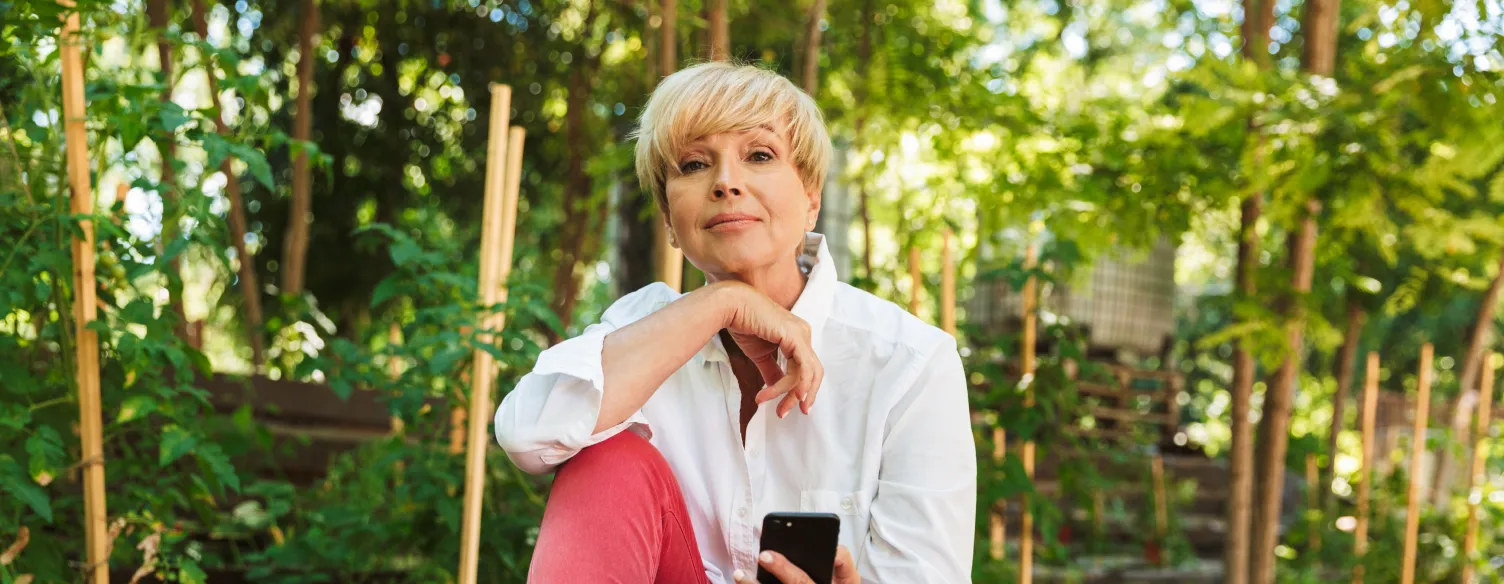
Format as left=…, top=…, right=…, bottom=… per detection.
left=529, top=431, right=713, bottom=584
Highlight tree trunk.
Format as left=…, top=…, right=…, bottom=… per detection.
left=548, top=0, right=602, bottom=345
left=1324, top=301, right=1365, bottom=503
left=800, top=0, right=828, bottom=96
left=654, top=0, right=683, bottom=290
left=707, top=0, right=729, bottom=61
left=281, top=0, right=318, bottom=295
left=1250, top=201, right=1321, bottom=584
left=192, top=0, right=266, bottom=368
left=1302, top=0, right=1340, bottom=76
left=1226, top=196, right=1261, bottom=584
left=1430, top=254, right=1504, bottom=507
left=1241, top=0, right=1276, bottom=68
left=147, top=0, right=188, bottom=339
left=853, top=0, right=874, bottom=283
left=1227, top=3, right=1275, bottom=581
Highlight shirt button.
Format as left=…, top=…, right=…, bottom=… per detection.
left=738, top=507, right=748, bottom=517
left=841, top=497, right=854, bottom=511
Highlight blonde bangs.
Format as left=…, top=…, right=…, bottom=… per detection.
left=632, top=61, right=831, bottom=212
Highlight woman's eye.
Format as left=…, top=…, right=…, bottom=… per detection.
left=679, top=160, right=707, bottom=173
left=749, top=151, right=774, bottom=162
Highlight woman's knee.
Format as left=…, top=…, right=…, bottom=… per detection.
left=556, top=430, right=673, bottom=490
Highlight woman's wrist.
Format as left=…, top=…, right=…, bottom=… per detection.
left=699, top=280, right=752, bottom=330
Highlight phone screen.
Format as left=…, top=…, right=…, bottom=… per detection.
left=756, top=512, right=840, bottom=584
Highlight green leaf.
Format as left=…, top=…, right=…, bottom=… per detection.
left=370, top=276, right=401, bottom=308
left=231, top=143, right=275, bottom=190
left=196, top=443, right=241, bottom=495
left=159, top=425, right=199, bottom=467
left=117, top=395, right=158, bottom=423
left=156, top=102, right=192, bottom=132
left=25, top=426, right=66, bottom=484
left=0, top=456, right=52, bottom=522
left=0, top=403, right=31, bottom=431
left=160, top=236, right=191, bottom=266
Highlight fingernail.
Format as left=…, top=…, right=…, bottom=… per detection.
left=732, top=569, right=746, bottom=581
left=779, top=409, right=787, bottom=419
left=760, top=551, right=774, bottom=563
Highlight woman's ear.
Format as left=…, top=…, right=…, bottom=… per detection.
left=664, top=218, right=679, bottom=248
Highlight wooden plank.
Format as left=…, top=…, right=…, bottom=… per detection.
left=1400, top=343, right=1433, bottom=584
left=1354, top=352, right=1379, bottom=584
left=460, top=99, right=526, bottom=584
left=61, top=7, right=110, bottom=581
left=1020, top=243, right=1037, bottom=584
left=941, top=231, right=955, bottom=336
left=909, top=245, right=922, bottom=315
left=1460, top=354, right=1496, bottom=584
left=1085, top=407, right=1175, bottom=426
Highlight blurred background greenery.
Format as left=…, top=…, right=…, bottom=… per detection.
left=2, top=0, right=1502, bottom=582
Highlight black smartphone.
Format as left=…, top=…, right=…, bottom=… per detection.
left=756, top=512, right=840, bottom=584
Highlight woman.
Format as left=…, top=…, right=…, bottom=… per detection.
left=495, top=61, right=976, bottom=584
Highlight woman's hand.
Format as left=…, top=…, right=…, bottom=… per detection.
left=731, top=546, right=860, bottom=584
left=720, top=282, right=825, bottom=417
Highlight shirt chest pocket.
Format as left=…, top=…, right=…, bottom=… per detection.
left=799, top=489, right=870, bottom=550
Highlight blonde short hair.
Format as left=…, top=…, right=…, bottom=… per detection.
left=632, top=61, right=832, bottom=213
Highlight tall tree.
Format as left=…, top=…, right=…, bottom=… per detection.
left=549, top=0, right=605, bottom=345
left=708, top=0, right=729, bottom=61
left=799, top=0, right=828, bottom=96
left=147, top=0, right=188, bottom=339
left=1431, top=254, right=1504, bottom=506
left=1249, top=1, right=1339, bottom=582
left=193, top=0, right=265, bottom=367
left=654, top=0, right=683, bottom=291
left=282, top=0, right=319, bottom=295
left=1226, top=0, right=1275, bottom=581
left=1324, top=299, right=1365, bottom=499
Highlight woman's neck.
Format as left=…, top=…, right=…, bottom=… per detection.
left=705, top=258, right=807, bottom=311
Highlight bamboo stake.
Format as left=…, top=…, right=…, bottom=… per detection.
left=1400, top=343, right=1433, bottom=584
left=450, top=323, right=475, bottom=454
left=457, top=85, right=521, bottom=584
left=1151, top=454, right=1168, bottom=543
left=1306, top=453, right=1321, bottom=552
left=1019, top=243, right=1037, bottom=584
left=1460, top=354, right=1496, bottom=584
left=989, top=427, right=1007, bottom=560
left=908, top=246, right=922, bottom=315
left=941, top=231, right=955, bottom=337
left=1353, top=352, right=1379, bottom=584
left=388, top=322, right=404, bottom=434
left=60, top=7, right=110, bottom=581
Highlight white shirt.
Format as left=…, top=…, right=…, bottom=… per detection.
left=495, top=234, right=976, bottom=583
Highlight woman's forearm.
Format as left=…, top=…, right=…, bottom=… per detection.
left=595, top=281, right=743, bottom=433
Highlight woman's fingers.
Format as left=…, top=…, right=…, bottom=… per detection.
left=756, top=551, right=814, bottom=584
left=833, top=545, right=861, bottom=583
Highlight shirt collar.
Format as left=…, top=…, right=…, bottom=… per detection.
left=700, top=232, right=837, bottom=364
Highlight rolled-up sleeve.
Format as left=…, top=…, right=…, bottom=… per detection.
left=860, top=336, right=978, bottom=583
left=493, top=284, right=671, bottom=474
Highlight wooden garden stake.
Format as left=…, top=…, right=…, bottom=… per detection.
left=60, top=6, right=110, bottom=582
left=1019, top=243, right=1037, bottom=584
left=908, top=246, right=922, bottom=315
left=1353, top=352, right=1379, bottom=584
left=1151, top=454, right=1168, bottom=542
left=457, top=85, right=523, bottom=584
left=388, top=322, right=404, bottom=434
left=1400, top=343, right=1434, bottom=584
left=989, top=427, right=1006, bottom=560
left=1306, top=453, right=1321, bottom=552
left=940, top=231, right=956, bottom=336
left=1460, top=354, right=1496, bottom=584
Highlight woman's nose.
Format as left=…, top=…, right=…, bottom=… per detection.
left=712, top=162, right=743, bottom=199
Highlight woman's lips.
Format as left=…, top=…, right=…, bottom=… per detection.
left=704, top=213, right=761, bottom=232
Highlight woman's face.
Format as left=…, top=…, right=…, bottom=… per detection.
left=663, top=125, right=820, bottom=279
